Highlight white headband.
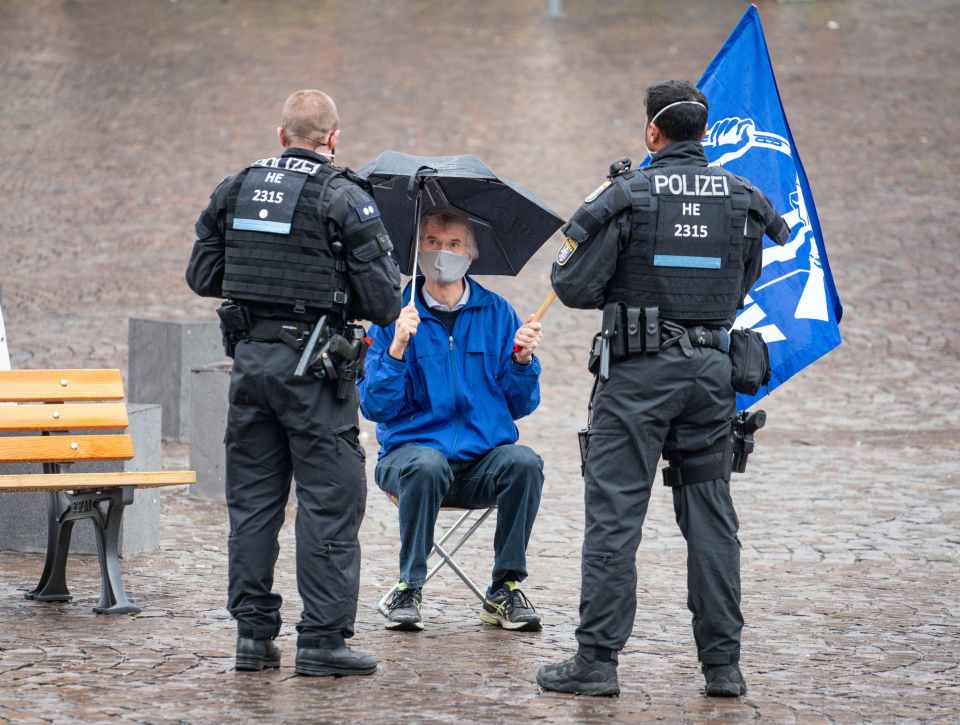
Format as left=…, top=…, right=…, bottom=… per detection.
left=649, top=100, right=706, bottom=126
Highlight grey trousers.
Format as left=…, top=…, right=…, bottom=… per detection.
left=576, top=345, right=743, bottom=665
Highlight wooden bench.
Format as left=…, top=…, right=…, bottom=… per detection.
left=0, top=369, right=196, bottom=614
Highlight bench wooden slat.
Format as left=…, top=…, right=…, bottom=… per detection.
left=0, top=434, right=134, bottom=463
left=0, top=403, right=129, bottom=432
left=0, top=370, right=125, bottom=402
left=0, top=471, right=196, bottom=492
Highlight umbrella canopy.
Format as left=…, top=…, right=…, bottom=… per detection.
left=357, top=151, right=564, bottom=276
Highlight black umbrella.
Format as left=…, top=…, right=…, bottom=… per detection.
left=357, top=152, right=564, bottom=292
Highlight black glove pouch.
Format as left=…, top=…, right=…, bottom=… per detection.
left=729, top=328, right=771, bottom=395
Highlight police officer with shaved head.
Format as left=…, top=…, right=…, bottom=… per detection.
left=187, top=89, right=401, bottom=678
left=537, top=80, right=789, bottom=697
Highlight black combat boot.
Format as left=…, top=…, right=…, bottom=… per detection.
left=235, top=637, right=282, bottom=672
left=703, top=663, right=747, bottom=697
left=295, top=645, right=378, bottom=677
left=537, top=648, right=620, bottom=696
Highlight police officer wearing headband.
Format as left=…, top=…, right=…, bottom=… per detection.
left=186, top=89, right=401, bottom=678
left=537, top=80, right=789, bottom=697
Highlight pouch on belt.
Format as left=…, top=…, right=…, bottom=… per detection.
left=729, top=328, right=771, bottom=394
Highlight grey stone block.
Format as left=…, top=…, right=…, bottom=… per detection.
left=0, top=285, right=9, bottom=370
left=189, top=361, right=297, bottom=504
left=0, top=403, right=163, bottom=556
left=189, top=361, right=231, bottom=501
left=128, top=318, right=223, bottom=442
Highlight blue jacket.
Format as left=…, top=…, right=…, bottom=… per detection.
left=359, top=277, right=541, bottom=461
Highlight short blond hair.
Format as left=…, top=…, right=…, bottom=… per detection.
left=280, top=89, right=339, bottom=144
left=421, top=207, right=479, bottom=261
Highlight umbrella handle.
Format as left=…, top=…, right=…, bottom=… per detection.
left=513, top=290, right=557, bottom=354
left=407, top=166, right=436, bottom=305
left=409, top=181, right=424, bottom=305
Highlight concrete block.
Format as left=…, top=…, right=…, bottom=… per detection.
left=0, top=404, right=163, bottom=556
left=0, top=285, right=9, bottom=371
left=189, top=361, right=231, bottom=501
left=128, top=318, right=223, bottom=442
left=189, top=361, right=297, bottom=504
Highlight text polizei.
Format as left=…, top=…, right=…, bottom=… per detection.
left=253, top=156, right=322, bottom=176
left=652, top=173, right=729, bottom=197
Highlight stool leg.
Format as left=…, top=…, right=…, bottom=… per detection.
left=377, top=508, right=476, bottom=611
left=92, top=487, right=140, bottom=615
left=424, top=508, right=495, bottom=600
left=426, top=510, right=474, bottom=562
left=377, top=507, right=496, bottom=609
left=377, top=582, right=400, bottom=615
left=431, top=541, right=486, bottom=601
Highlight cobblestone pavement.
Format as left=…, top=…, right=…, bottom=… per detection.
left=1, top=1, right=959, bottom=723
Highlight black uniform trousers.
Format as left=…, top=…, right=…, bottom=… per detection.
left=576, top=345, right=743, bottom=665
left=225, top=340, right=367, bottom=649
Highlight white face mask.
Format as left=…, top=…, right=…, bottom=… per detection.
left=419, top=249, right=471, bottom=284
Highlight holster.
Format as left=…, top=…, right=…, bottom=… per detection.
left=731, top=409, right=767, bottom=473
left=308, top=323, right=369, bottom=399
left=577, top=426, right=590, bottom=476
left=216, top=301, right=251, bottom=358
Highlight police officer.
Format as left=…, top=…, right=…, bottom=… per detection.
left=186, top=89, right=401, bottom=677
left=537, top=81, right=788, bottom=697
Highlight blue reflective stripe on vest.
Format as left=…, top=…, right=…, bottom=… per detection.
left=653, top=254, right=722, bottom=269
left=232, top=218, right=292, bottom=234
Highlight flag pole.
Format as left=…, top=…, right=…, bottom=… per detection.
left=532, top=290, right=557, bottom=322
left=513, top=289, right=557, bottom=354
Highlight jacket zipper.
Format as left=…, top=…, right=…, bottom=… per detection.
left=448, top=334, right=461, bottom=455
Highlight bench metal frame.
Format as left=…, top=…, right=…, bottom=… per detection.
left=27, top=465, right=140, bottom=614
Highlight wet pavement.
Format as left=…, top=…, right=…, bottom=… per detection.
left=1, top=0, right=959, bottom=722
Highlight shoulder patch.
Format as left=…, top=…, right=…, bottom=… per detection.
left=556, top=237, right=579, bottom=266
left=354, top=202, right=380, bottom=223
left=347, top=192, right=381, bottom=223
left=584, top=180, right=611, bottom=204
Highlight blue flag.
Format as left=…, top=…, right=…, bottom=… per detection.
left=697, top=5, right=843, bottom=410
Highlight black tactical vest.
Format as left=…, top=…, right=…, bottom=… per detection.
left=605, top=165, right=751, bottom=323
left=223, top=156, right=348, bottom=313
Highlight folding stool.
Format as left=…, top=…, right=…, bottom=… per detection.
left=377, top=494, right=496, bottom=612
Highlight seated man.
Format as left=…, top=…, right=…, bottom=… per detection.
left=359, top=207, right=545, bottom=632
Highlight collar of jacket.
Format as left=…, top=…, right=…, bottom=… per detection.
left=403, top=276, right=494, bottom=321
left=280, top=147, right=333, bottom=165
left=647, top=140, right=708, bottom=170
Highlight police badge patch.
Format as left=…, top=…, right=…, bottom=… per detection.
left=353, top=202, right=380, bottom=223
left=584, top=180, right=611, bottom=203
left=556, top=237, right=578, bottom=266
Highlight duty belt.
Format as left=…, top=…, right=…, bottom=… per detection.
left=591, top=303, right=731, bottom=381
left=659, top=321, right=731, bottom=357
left=248, top=319, right=317, bottom=350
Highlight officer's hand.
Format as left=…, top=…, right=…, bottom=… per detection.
left=513, top=314, right=543, bottom=364
left=389, top=304, right=420, bottom=360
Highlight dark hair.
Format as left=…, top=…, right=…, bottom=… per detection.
left=645, top=80, right=708, bottom=142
